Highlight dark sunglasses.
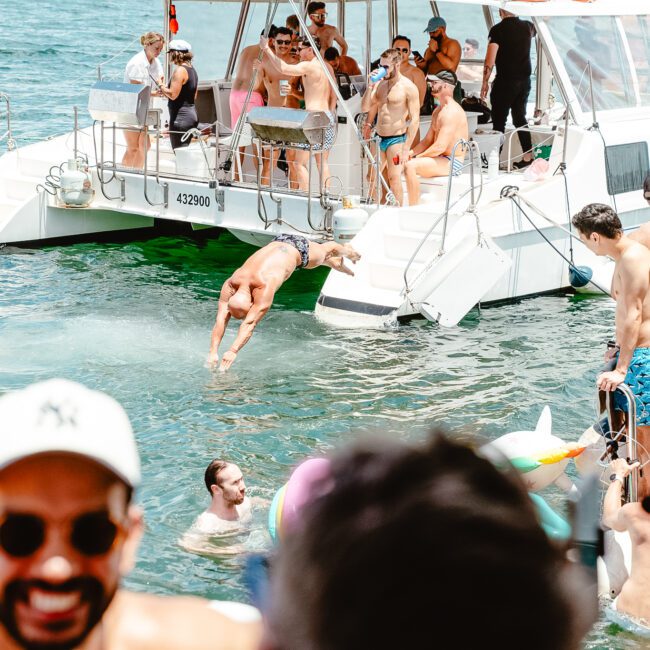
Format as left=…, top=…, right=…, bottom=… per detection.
left=0, top=511, right=124, bottom=558
left=276, top=39, right=292, bottom=45
left=298, top=45, right=311, bottom=51
left=394, top=47, right=409, bottom=53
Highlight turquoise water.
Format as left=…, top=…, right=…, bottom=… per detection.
left=0, top=1, right=640, bottom=647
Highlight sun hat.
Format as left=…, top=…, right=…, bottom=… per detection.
left=0, top=379, right=140, bottom=487
left=424, top=17, right=446, bottom=33
left=168, top=39, right=192, bottom=52
left=427, top=70, right=458, bottom=86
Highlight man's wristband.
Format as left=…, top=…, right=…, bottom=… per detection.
left=609, top=474, right=625, bottom=485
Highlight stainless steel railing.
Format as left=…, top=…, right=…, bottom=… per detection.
left=0, top=92, right=16, bottom=151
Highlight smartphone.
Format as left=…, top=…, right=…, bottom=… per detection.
left=412, top=50, right=422, bottom=60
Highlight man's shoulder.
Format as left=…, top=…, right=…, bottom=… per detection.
left=109, top=591, right=262, bottom=649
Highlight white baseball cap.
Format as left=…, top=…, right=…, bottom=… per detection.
left=168, top=39, right=192, bottom=52
left=0, top=379, right=140, bottom=487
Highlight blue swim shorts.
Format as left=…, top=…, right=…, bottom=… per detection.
left=443, top=155, right=464, bottom=176
left=273, top=234, right=310, bottom=268
left=613, top=348, right=650, bottom=426
left=379, top=133, right=407, bottom=153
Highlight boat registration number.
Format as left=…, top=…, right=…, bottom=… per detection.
left=176, top=192, right=211, bottom=208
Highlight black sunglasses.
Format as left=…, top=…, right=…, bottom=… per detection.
left=0, top=511, right=124, bottom=558
left=276, top=39, right=292, bottom=45
left=394, top=47, right=409, bottom=53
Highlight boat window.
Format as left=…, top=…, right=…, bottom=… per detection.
left=621, top=15, right=650, bottom=106
left=545, top=16, right=636, bottom=112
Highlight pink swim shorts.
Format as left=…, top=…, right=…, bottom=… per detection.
left=229, top=89, right=265, bottom=129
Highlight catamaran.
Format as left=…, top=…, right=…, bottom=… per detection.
left=0, top=0, right=648, bottom=327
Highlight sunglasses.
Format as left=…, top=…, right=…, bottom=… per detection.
left=0, top=511, right=125, bottom=558
left=276, top=39, right=292, bottom=45
left=298, top=45, right=311, bottom=51
left=394, top=47, right=409, bottom=53
left=310, top=12, right=327, bottom=18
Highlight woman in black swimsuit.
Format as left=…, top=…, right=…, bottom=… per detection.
left=160, top=39, right=199, bottom=149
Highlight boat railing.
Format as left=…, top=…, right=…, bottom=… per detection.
left=0, top=92, right=16, bottom=152
left=605, top=384, right=639, bottom=503
left=402, top=139, right=482, bottom=297
left=505, top=124, right=556, bottom=173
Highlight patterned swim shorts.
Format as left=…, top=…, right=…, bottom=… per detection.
left=273, top=234, right=310, bottom=268
left=295, top=111, right=336, bottom=152
left=613, top=347, right=650, bottom=426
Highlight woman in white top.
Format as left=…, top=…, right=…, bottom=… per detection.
left=121, top=31, right=165, bottom=168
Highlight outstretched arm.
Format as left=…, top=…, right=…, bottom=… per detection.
left=260, top=37, right=310, bottom=76
left=602, top=458, right=639, bottom=531
left=208, top=280, right=235, bottom=365
left=219, top=291, right=274, bottom=371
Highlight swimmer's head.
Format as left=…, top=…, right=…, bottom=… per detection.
left=228, top=290, right=252, bottom=319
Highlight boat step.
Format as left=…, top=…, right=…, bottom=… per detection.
left=383, top=230, right=442, bottom=263
left=368, top=260, right=424, bottom=292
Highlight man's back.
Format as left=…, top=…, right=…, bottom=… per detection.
left=232, top=242, right=301, bottom=291
left=233, top=45, right=264, bottom=92
left=489, top=17, right=535, bottom=79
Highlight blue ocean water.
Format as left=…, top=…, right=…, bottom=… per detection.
left=0, top=1, right=638, bottom=647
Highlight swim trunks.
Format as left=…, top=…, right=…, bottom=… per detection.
left=443, top=155, right=464, bottom=176
left=379, top=133, right=407, bottom=153
left=273, top=234, right=310, bottom=268
left=229, top=89, right=265, bottom=130
left=295, top=111, right=336, bottom=151
left=613, top=348, right=650, bottom=425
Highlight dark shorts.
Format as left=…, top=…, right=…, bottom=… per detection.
left=273, top=234, right=310, bottom=268
left=614, top=348, right=650, bottom=426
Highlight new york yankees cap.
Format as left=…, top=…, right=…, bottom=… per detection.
left=0, top=379, right=140, bottom=487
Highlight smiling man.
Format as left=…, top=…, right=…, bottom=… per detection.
left=0, top=379, right=261, bottom=649
left=306, top=1, right=347, bottom=55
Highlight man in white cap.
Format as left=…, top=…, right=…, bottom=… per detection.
left=0, top=379, right=261, bottom=649
left=414, top=16, right=461, bottom=77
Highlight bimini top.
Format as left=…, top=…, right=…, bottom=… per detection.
left=172, top=0, right=650, bottom=17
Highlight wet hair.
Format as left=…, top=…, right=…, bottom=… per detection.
left=307, top=2, right=326, bottom=15
left=465, top=38, right=479, bottom=49
left=286, top=14, right=300, bottom=31
left=571, top=203, right=623, bottom=239
left=141, top=32, right=164, bottom=48
left=392, top=34, right=411, bottom=47
left=379, top=48, right=402, bottom=66
left=204, top=459, right=229, bottom=494
left=266, top=432, right=580, bottom=650
left=324, top=47, right=339, bottom=62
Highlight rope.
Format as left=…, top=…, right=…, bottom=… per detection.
left=500, top=185, right=611, bottom=296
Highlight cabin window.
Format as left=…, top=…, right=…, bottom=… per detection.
left=604, top=142, right=650, bottom=196
left=545, top=16, right=636, bottom=112
left=621, top=15, right=650, bottom=106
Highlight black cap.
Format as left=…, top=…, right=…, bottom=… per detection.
left=427, top=69, right=457, bottom=86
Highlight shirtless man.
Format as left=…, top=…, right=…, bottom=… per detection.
left=190, top=460, right=251, bottom=534
left=414, top=17, right=461, bottom=77
left=208, top=235, right=360, bottom=371
left=260, top=36, right=337, bottom=191
left=404, top=70, right=468, bottom=206
left=361, top=49, right=420, bottom=206
left=306, top=1, right=348, bottom=55
left=324, top=47, right=361, bottom=77
left=572, top=203, right=650, bottom=498
left=392, top=35, right=426, bottom=109
left=602, top=457, right=650, bottom=622
left=256, top=27, right=298, bottom=186
left=627, top=174, right=650, bottom=247
left=229, top=29, right=274, bottom=180
left=0, top=378, right=262, bottom=650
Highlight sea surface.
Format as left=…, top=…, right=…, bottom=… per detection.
left=0, top=1, right=641, bottom=648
